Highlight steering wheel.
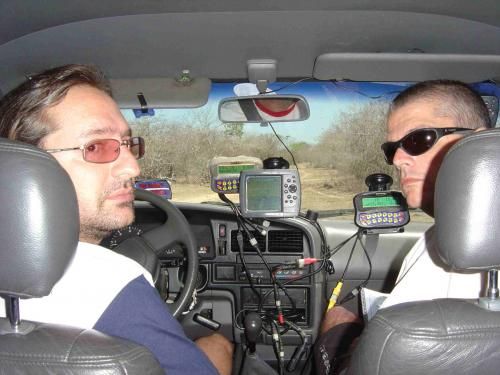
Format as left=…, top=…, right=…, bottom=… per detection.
left=112, top=189, right=199, bottom=318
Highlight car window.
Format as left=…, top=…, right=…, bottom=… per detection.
left=124, top=80, right=498, bottom=221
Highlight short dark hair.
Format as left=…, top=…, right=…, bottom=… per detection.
left=388, top=79, right=492, bottom=129
left=0, top=64, right=112, bottom=146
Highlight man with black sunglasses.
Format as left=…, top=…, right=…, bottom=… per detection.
left=315, top=79, right=492, bottom=375
left=0, top=64, right=232, bottom=375
left=376, top=79, right=492, bottom=306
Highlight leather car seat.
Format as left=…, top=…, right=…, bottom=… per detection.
left=348, top=128, right=500, bottom=375
left=0, top=138, right=163, bottom=374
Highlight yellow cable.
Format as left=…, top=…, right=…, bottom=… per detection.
left=327, top=281, right=343, bottom=311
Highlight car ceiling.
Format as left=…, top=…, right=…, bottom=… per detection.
left=1, top=0, right=499, bottom=95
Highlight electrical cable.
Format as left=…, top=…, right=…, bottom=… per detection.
left=268, top=122, right=299, bottom=171
left=237, top=228, right=263, bottom=309
left=270, top=320, right=284, bottom=375
left=330, top=80, right=403, bottom=100
left=338, top=231, right=373, bottom=305
left=264, top=77, right=314, bottom=94
left=285, top=321, right=308, bottom=373
left=339, top=231, right=360, bottom=281
left=298, top=345, right=314, bottom=375
left=219, top=193, right=265, bottom=309
left=236, top=217, right=299, bottom=320
left=237, top=346, right=249, bottom=375
left=218, top=191, right=299, bottom=354
left=324, top=230, right=361, bottom=311
left=326, top=231, right=358, bottom=258
left=355, top=231, right=373, bottom=289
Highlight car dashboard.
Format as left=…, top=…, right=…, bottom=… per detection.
left=131, top=201, right=325, bottom=369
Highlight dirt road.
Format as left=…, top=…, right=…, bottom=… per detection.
left=171, top=165, right=355, bottom=211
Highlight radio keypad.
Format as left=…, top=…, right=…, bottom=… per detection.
left=214, top=177, right=240, bottom=194
left=358, top=210, right=407, bottom=227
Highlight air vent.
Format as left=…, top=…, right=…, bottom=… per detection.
left=230, top=230, right=266, bottom=252
left=268, top=230, right=303, bottom=253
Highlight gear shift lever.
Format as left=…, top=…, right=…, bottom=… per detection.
left=244, top=312, right=262, bottom=354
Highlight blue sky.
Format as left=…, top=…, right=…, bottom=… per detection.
left=124, top=81, right=499, bottom=144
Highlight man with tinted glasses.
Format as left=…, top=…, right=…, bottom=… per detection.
left=379, top=79, right=491, bottom=307
left=0, top=64, right=232, bottom=375
left=315, top=80, right=491, bottom=375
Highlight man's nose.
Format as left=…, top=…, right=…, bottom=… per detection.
left=112, top=146, right=141, bottom=179
left=392, top=147, right=413, bottom=169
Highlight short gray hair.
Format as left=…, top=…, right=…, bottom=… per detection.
left=388, top=79, right=491, bottom=129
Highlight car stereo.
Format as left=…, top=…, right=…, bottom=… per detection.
left=239, top=169, right=301, bottom=218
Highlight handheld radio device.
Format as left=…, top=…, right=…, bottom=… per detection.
left=353, top=191, right=409, bottom=230
left=209, top=156, right=262, bottom=194
left=353, top=173, right=410, bottom=232
left=239, top=169, right=301, bottom=218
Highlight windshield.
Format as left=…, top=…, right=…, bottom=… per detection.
left=124, top=80, right=499, bottom=218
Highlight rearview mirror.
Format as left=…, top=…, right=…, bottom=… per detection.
left=218, top=95, right=310, bottom=123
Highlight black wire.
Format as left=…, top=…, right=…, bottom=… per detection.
left=237, top=229, right=263, bottom=309
left=268, top=122, right=300, bottom=171
left=218, top=194, right=298, bottom=335
left=237, top=346, right=249, bottom=375
left=264, top=77, right=314, bottom=94
left=275, top=260, right=326, bottom=288
left=330, top=80, right=403, bottom=100
left=219, top=193, right=264, bottom=308
left=236, top=219, right=300, bottom=320
left=285, top=321, right=305, bottom=344
left=338, top=231, right=374, bottom=305
left=326, top=231, right=358, bottom=258
left=271, top=320, right=284, bottom=375
left=298, top=346, right=314, bottom=375
left=257, top=284, right=297, bottom=319
left=301, top=215, right=330, bottom=260
left=356, top=231, right=373, bottom=289
left=339, top=231, right=360, bottom=281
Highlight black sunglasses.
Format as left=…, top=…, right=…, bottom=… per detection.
left=381, top=127, right=473, bottom=165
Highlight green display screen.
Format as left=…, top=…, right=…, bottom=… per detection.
left=218, top=164, right=255, bottom=175
left=246, top=176, right=281, bottom=211
left=362, top=195, right=399, bottom=208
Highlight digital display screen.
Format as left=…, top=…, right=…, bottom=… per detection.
left=362, top=195, right=399, bottom=208
left=217, top=164, right=255, bottom=175
left=246, top=176, right=282, bottom=211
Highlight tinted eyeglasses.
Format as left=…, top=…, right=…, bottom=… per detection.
left=46, top=137, right=145, bottom=164
left=381, top=127, right=473, bottom=165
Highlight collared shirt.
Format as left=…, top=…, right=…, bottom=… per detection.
left=381, top=226, right=483, bottom=309
left=0, top=241, right=217, bottom=375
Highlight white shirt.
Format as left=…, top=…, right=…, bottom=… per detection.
left=381, top=226, right=483, bottom=309
left=0, top=241, right=154, bottom=328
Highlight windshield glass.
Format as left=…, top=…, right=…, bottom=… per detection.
left=124, top=80, right=498, bottom=219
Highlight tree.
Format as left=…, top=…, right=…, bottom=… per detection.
left=315, top=102, right=398, bottom=191
left=223, top=122, right=244, bottom=138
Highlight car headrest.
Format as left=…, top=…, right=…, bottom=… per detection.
left=435, top=128, right=500, bottom=271
left=0, top=138, right=79, bottom=299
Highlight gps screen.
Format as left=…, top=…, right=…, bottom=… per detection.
left=217, top=164, right=255, bottom=175
left=361, top=195, right=399, bottom=208
left=246, top=176, right=282, bottom=211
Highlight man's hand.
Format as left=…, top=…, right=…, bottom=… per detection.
left=320, top=306, right=361, bottom=335
left=195, top=333, right=233, bottom=375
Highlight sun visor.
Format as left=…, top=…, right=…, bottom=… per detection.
left=110, top=77, right=211, bottom=109
left=313, top=53, right=500, bottom=83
